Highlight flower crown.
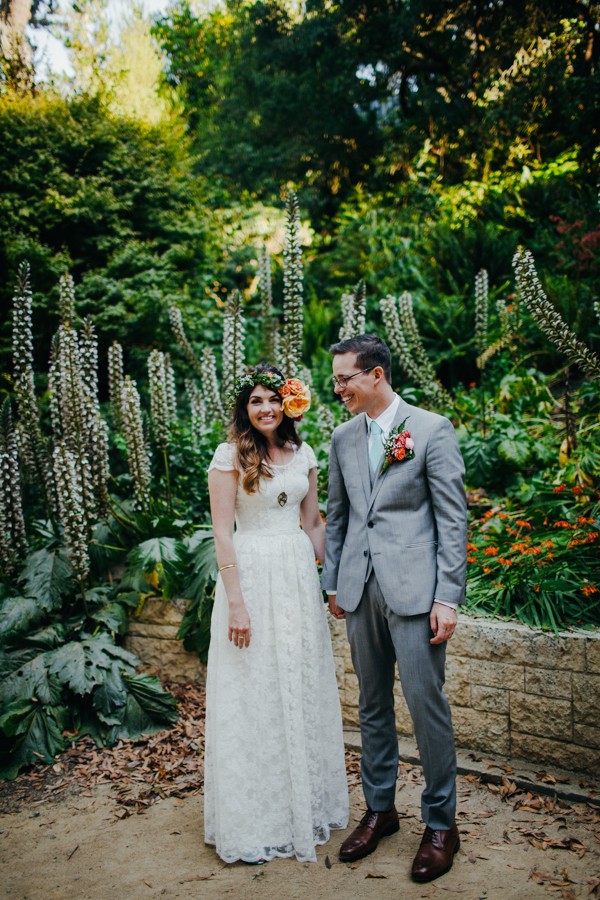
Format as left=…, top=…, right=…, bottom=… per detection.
left=229, top=369, right=311, bottom=420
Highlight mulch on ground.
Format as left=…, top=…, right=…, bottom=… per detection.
left=0, top=682, right=363, bottom=819
left=1, top=681, right=599, bottom=898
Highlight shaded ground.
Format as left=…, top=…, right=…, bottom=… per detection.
left=1, top=684, right=599, bottom=899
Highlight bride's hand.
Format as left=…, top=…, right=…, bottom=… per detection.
left=229, top=604, right=251, bottom=649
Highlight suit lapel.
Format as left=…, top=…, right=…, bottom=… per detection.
left=367, top=398, right=412, bottom=512
left=353, top=413, right=372, bottom=502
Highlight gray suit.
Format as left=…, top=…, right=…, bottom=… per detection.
left=323, top=396, right=467, bottom=828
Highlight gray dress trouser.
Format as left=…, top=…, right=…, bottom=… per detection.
left=345, top=571, right=457, bottom=830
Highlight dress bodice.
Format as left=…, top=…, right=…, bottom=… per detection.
left=209, top=442, right=317, bottom=536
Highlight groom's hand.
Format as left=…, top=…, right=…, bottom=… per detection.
left=429, top=602, right=457, bottom=644
left=328, top=593, right=346, bottom=620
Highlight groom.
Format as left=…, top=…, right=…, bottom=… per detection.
left=322, top=334, right=467, bottom=883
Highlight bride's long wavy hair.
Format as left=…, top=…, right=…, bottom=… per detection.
left=229, top=364, right=301, bottom=494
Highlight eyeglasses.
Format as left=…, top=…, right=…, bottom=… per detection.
left=331, top=367, right=374, bottom=388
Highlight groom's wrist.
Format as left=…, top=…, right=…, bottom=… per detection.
left=434, top=598, right=458, bottom=611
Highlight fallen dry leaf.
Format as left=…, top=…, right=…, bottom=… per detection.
left=535, top=770, right=571, bottom=785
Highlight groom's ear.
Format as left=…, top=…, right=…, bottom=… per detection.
left=372, top=366, right=385, bottom=384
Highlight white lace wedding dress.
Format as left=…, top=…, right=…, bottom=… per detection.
left=204, top=441, right=349, bottom=864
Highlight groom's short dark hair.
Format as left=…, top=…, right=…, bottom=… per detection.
left=330, top=334, right=392, bottom=384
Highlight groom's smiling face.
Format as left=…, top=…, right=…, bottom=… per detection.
left=332, top=352, right=377, bottom=416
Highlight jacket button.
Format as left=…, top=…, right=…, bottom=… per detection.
left=367, top=521, right=374, bottom=528
left=363, top=550, right=368, bottom=557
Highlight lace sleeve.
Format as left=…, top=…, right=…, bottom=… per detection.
left=302, top=442, right=318, bottom=471
left=208, top=442, right=237, bottom=472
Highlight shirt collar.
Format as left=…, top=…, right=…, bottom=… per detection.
left=366, top=394, right=400, bottom=436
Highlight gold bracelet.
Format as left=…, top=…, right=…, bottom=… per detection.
left=218, top=563, right=238, bottom=572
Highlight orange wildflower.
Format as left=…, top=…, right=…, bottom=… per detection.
left=582, top=584, right=598, bottom=596
left=498, top=558, right=513, bottom=566
left=484, top=547, right=499, bottom=556
left=516, top=519, right=532, bottom=529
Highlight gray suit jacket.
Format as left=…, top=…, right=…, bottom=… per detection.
left=322, top=397, right=467, bottom=615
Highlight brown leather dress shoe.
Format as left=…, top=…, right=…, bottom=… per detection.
left=339, top=807, right=399, bottom=862
left=411, top=824, right=460, bottom=882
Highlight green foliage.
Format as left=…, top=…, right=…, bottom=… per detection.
left=0, top=544, right=178, bottom=779
left=176, top=530, right=217, bottom=662
left=466, top=481, right=600, bottom=630
left=0, top=91, right=215, bottom=382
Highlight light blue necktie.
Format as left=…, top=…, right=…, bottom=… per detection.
left=369, top=420, right=383, bottom=473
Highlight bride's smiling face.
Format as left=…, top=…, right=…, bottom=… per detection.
left=247, top=384, right=284, bottom=436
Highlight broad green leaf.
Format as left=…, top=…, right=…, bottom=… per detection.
left=91, top=602, right=129, bottom=635
left=182, top=530, right=217, bottom=603
left=46, top=635, right=138, bottom=696
left=0, top=653, right=62, bottom=707
left=460, top=434, right=498, bottom=487
left=0, top=596, right=45, bottom=638
left=498, top=438, right=531, bottom=467
left=92, top=662, right=127, bottom=725
left=18, top=549, right=73, bottom=612
left=0, top=699, right=67, bottom=780
left=0, top=625, right=66, bottom=679
left=125, top=536, right=187, bottom=598
left=129, top=536, right=184, bottom=571
left=100, top=672, right=178, bottom=742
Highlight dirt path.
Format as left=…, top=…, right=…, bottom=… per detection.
left=2, top=763, right=599, bottom=899
left=1, top=684, right=599, bottom=899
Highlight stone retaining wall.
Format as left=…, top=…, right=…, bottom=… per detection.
left=125, top=597, right=206, bottom=685
left=127, top=601, right=599, bottom=775
left=330, top=615, right=600, bottom=775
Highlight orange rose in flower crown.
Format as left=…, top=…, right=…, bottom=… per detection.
left=279, top=378, right=311, bottom=420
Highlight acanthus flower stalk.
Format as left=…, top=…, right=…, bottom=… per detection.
left=201, top=346, right=224, bottom=425
left=259, top=244, right=279, bottom=362
left=11, top=262, right=55, bottom=515
left=281, top=191, right=304, bottom=377
left=0, top=399, right=28, bottom=577
left=186, top=378, right=206, bottom=445
left=108, top=341, right=125, bottom=431
left=513, top=247, right=600, bottom=380
left=169, top=306, right=204, bottom=380
left=339, top=279, right=367, bottom=340
left=222, top=290, right=246, bottom=398
left=121, top=376, right=151, bottom=513
left=53, top=439, right=90, bottom=586
left=148, top=349, right=174, bottom=509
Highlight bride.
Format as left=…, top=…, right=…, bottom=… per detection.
left=204, top=364, right=349, bottom=864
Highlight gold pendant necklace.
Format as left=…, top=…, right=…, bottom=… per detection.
left=272, top=453, right=288, bottom=507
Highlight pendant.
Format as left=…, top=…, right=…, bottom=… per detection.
left=277, top=491, right=288, bottom=507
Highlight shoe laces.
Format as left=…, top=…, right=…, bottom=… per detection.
left=359, top=809, right=380, bottom=827
left=422, top=826, right=442, bottom=847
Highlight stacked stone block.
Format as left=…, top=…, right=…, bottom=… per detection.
left=329, top=615, right=600, bottom=775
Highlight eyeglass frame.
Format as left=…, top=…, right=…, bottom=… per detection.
left=331, top=366, right=375, bottom=389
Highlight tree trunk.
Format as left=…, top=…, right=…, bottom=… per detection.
left=0, top=0, right=34, bottom=86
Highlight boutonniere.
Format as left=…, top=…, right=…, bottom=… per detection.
left=380, top=418, right=415, bottom=474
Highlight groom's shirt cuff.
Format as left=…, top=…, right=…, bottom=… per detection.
left=435, top=598, right=458, bottom=610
